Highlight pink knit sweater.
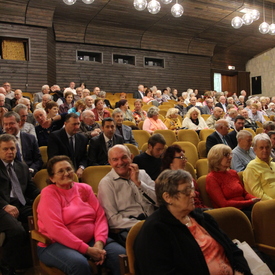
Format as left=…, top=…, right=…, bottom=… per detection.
left=37, top=182, right=108, bottom=254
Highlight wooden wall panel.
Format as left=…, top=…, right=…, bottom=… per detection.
left=56, top=43, right=211, bottom=94
left=47, top=28, right=56, bottom=85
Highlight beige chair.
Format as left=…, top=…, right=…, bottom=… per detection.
left=123, top=121, right=136, bottom=127
left=172, top=141, right=198, bottom=168
left=159, top=109, right=167, bottom=117
left=125, top=143, right=140, bottom=157
left=154, top=130, right=177, bottom=146
left=255, top=127, right=264, bottom=134
left=33, top=169, right=78, bottom=190
left=196, top=159, right=209, bottom=178
left=39, top=146, right=48, bottom=168
left=177, top=129, right=200, bottom=147
left=201, top=114, right=210, bottom=121
left=197, top=140, right=207, bottom=159
left=199, top=129, right=215, bottom=141
left=138, top=121, right=144, bottom=130
left=132, top=130, right=150, bottom=149
left=244, top=127, right=256, bottom=137
left=185, top=162, right=197, bottom=180
left=196, top=175, right=213, bottom=208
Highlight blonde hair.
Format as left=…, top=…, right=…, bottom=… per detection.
left=208, top=144, right=232, bottom=171
left=166, top=108, right=179, bottom=118
left=185, top=106, right=201, bottom=119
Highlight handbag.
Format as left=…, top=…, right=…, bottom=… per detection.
left=233, top=239, right=273, bottom=275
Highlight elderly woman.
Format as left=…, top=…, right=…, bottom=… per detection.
left=92, top=99, right=111, bottom=121
left=182, top=91, right=190, bottom=105
left=161, top=145, right=208, bottom=208
left=248, top=103, right=266, bottom=124
left=132, top=99, right=147, bottom=125
left=37, top=156, right=125, bottom=275
left=164, top=108, right=181, bottom=131
left=244, top=133, right=275, bottom=200
left=142, top=88, right=154, bottom=104
left=266, top=102, right=275, bottom=117
left=98, top=90, right=112, bottom=109
left=154, top=90, right=166, bottom=105
left=182, top=107, right=208, bottom=130
left=134, top=169, right=252, bottom=275
left=117, top=99, right=135, bottom=123
left=68, top=99, right=86, bottom=116
left=206, top=144, right=259, bottom=219
left=143, top=106, right=167, bottom=134
left=58, top=91, right=74, bottom=114
left=45, top=101, right=59, bottom=120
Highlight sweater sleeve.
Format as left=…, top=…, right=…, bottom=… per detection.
left=143, top=118, right=153, bottom=133
left=38, top=187, right=89, bottom=254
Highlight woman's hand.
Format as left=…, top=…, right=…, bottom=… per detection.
left=86, top=246, right=106, bottom=265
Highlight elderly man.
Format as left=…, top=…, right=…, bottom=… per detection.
left=33, top=85, right=51, bottom=104
left=228, top=115, right=245, bottom=148
left=0, top=92, right=11, bottom=111
left=98, top=144, right=156, bottom=246
left=112, top=108, right=138, bottom=146
left=241, top=109, right=258, bottom=131
left=263, top=121, right=275, bottom=134
left=91, top=86, right=100, bottom=100
left=2, top=82, right=14, bottom=100
left=18, top=97, right=36, bottom=125
left=67, top=82, right=76, bottom=95
left=267, top=131, right=275, bottom=161
left=201, top=98, right=214, bottom=114
left=206, top=107, right=223, bottom=129
left=215, top=95, right=227, bottom=113
left=35, top=94, right=52, bottom=110
left=266, top=102, right=275, bottom=117
left=0, top=134, right=40, bottom=273
left=47, top=113, right=88, bottom=178
left=243, top=133, right=275, bottom=200
left=186, top=96, right=202, bottom=112
left=133, top=84, right=145, bottom=99
left=3, top=112, right=42, bottom=175
left=0, top=94, right=10, bottom=126
left=10, top=89, right=24, bottom=109
left=133, top=133, right=166, bottom=180
left=74, top=87, right=83, bottom=101
left=231, top=130, right=255, bottom=172
left=206, top=119, right=234, bottom=154
left=79, top=110, right=101, bottom=140
left=88, top=117, right=123, bottom=166
left=225, top=108, right=238, bottom=129
left=84, top=96, right=95, bottom=110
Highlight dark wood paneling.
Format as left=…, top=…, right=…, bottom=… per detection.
left=47, top=28, right=56, bottom=85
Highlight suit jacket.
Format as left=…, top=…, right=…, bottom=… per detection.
left=79, top=121, right=101, bottom=140
left=215, top=102, right=227, bottom=112
left=20, top=132, right=43, bottom=174
left=87, top=133, right=124, bottom=166
left=201, top=106, right=213, bottom=115
left=228, top=130, right=238, bottom=149
left=115, top=125, right=138, bottom=146
left=206, top=131, right=234, bottom=154
left=47, top=128, right=89, bottom=169
left=0, top=160, right=40, bottom=209
left=133, top=91, right=143, bottom=99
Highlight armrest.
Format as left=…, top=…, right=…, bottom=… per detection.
left=256, top=243, right=275, bottom=257
left=31, top=230, right=52, bottom=245
left=119, top=254, right=132, bottom=275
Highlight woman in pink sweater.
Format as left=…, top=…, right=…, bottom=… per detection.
left=206, top=144, right=260, bottom=220
left=37, top=155, right=125, bottom=275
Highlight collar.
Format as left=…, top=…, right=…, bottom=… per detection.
left=254, top=156, right=272, bottom=167
left=215, top=131, right=225, bottom=139
left=110, top=168, right=130, bottom=181
left=1, top=159, right=14, bottom=167
left=103, top=133, right=113, bottom=143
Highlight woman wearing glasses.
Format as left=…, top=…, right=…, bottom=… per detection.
left=134, top=169, right=252, bottom=275
left=161, top=144, right=208, bottom=209
left=36, top=155, right=125, bottom=275
left=206, top=144, right=260, bottom=220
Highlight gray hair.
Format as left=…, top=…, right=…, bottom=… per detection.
left=33, top=108, right=47, bottom=117
left=0, top=134, right=16, bottom=144
left=237, top=130, right=252, bottom=141
left=147, top=106, right=159, bottom=118
left=214, top=119, right=228, bottom=130
left=42, top=85, right=49, bottom=91
left=13, top=104, right=28, bottom=114
left=82, top=110, right=95, bottom=118
left=166, top=108, right=179, bottom=118
left=112, top=108, right=124, bottom=118
left=108, top=144, right=131, bottom=159
left=98, top=90, right=106, bottom=97
left=18, top=98, right=30, bottom=105
left=253, top=133, right=271, bottom=148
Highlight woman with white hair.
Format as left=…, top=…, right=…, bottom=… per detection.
left=181, top=92, right=189, bottom=105
left=266, top=102, right=275, bottom=117
left=164, top=108, right=181, bottom=132
left=143, top=106, right=167, bottom=134
left=182, top=107, right=208, bottom=131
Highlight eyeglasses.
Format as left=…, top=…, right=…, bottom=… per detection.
left=223, top=153, right=232, bottom=158
left=177, top=186, right=195, bottom=196
left=55, top=167, right=74, bottom=176
left=174, top=155, right=187, bottom=161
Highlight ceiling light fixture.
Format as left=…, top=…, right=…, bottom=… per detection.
left=259, top=0, right=270, bottom=34
left=269, top=3, right=275, bottom=35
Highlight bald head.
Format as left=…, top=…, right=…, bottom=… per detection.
left=213, top=107, right=223, bottom=119
left=0, top=87, right=7, bottom=95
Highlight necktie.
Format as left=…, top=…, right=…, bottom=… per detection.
left=107, top=140, right=112, bottom=150
left=15, top=137, right=22, bottom=162
left=69, top=136, right=74, bottom=153
left=8, top=164, right=26, bottom=205
left=222, top=136, right=228, bottom=145
left=69, top=136, right=76, bottom=168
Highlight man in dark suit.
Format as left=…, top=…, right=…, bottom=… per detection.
left=228, top=115, right=245, bottom=149
left=88, top=117, right=124, bottom=166
left=133, top=84, right=144, bottom=99
left=112, top=108, right=138, bottom=146
left=206, top=119, right=234, bottom=154
left=3, top=111, right=43, bottom=175
left=47, top=113, right=88, bottom=178
left=215, top=95, right=227, bottom=113
left=0, top=134, right=40, bottom=273
left=201, top=98, right=214, bottom=114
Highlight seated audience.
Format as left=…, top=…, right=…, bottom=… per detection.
left=91, top=87, right=100, bottom=100
left=47, top=113, right=88, bottom=178
left=58, top=91, right=74, bottom=114
left=265, top=102, right=275, bottom=117
left=84, top=95, right=95, bottom=110
left=244, top=133, right=275, bottom=200
left=231, top=130, right=255, bottom=172
left=88, top=117, right=123, bottom=166
left=170, top=88, right=178, bottom=101
left=68, top=99, right=86, bottom=116
left=10, top=89, right=24, bottom=109
left=133, top=133, right=166, bottom=180
left=206, top=107, right=223, bottom=129
left=18, top=98, right=35, bottom=125
left=33, top=85, right=51, bottom=104
left=82, top=88, right=91, bottom=98
left=206, top=144, right=259, bottom=219
left=98, top=90, right=112, bottom=109
left=241, top=109, right=258, bottom=131
left=201, top=98, right=214, bottom=114
left=164, top=108, right=182, bottom=132
left=0, top=134, right=40, bottom=274
left=215, top=95, right=227, bottom=113
left=248, top=103, right=266, bottom=124
left=35, top=94, right=52, bottom=110
left=117, top=99, right=135, bottom=123
left=112, top=108, right=138, bottom=146
left=79, top=110, right=101, bottom=140
left=0, top=93, right=11, bottom=112
left=45, top=101, right=59, bottom=120
left=225, top=108, right=238, bottom=129
left=154, top=90, right=166, bottom=105
left=132, top=99, right=147, bottom=125
left=143, top=106, right=167, bottom=134
left=115, top=93, right=127, bottom=108
left=174, top=96, right=186, bottom=117
left=161, top=145, right=208, bottom=208
left=37, top=156, right=125, bottom=275
left=182, top=107, right=208, bottom=131
left=267, top=131, right=275, bottom=161
left=206, top=119, right=234, bottom=154
left=73, top=87, right=83, bottom=101
left=134, top=169, right=252, bottom=275
left=98, top=145, right=156, bottom=246
left=186, top=97, right=202, bottom=112
left=263, top=121, right=275, bottom=133
left=182, top=91, right=190, bottom=105
left=92, top=99, right=111, bottom=121
left=228, top=115, right=245, bottom=148
left=142, top=89, right=154, bottom=104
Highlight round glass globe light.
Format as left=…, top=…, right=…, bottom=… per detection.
left=259, top=21, right=270, bottom=34
left=231, top=16, right=243, bottom=29
left=82, top=0, right=94, bottom=3
left=161, top=0, right=172, bottom=4
left=134, top=0, right=147, bottom=11
left=242, top=13, right=253, bottom=25
left=269, top=23, right=275, bottom=35
left=147, top=0, right=161, bottom=14
left=63, top=0, right=77, bottom=5
left=250, top=9, right=260, bottom=21
left=171, top=3, right=184, bottom=18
